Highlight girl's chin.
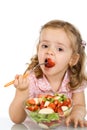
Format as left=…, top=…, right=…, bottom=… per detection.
left=43, top=67, right=55, bottom=74
left=43, top=66, right=52, bottom=71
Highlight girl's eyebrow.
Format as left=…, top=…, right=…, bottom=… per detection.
left=40, top=40, right=49, bottom=43
left=56, top=42, right=67, bottom=48
left=40, top=40, right=65, bottom=45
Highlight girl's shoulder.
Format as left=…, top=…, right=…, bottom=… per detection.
left=72, top=80, right=87, bottom=93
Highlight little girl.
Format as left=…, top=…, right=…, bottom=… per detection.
left=9, top=20, right=87, bottom=127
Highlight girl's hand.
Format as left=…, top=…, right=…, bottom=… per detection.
left=14, top=72, right=29, bottom=91
left=65, top=112, right=87, bottom=128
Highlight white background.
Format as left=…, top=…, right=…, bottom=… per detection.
left=0, top=0, right=87, bottom=119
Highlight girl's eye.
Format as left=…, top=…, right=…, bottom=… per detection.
left=41, top=44, right=48, bottom=48
left=57, top=48, right=63, bottom=51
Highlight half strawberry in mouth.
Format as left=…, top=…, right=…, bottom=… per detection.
left=45, top=58, right=55, bottom=68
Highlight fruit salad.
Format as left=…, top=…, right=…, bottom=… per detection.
left=24, top=94, right=72, bottom=129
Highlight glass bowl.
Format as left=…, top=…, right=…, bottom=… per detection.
left=24, top=94, right=72, bottom=129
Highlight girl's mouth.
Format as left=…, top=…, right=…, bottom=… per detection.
left=45, top=58, right=55, bottom=68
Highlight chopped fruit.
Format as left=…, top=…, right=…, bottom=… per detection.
left=45, top=58, right=55, bottom=68
left=39, top=108, right=54, bottom=114
left=56, top=107, right=64, bottom=116
left=61, top=106, right=68, bottom=111
left=25, top=93, right=72, bottom=114
left=44, top=101, right=50, bottom=107
left=26, top=104, right=39, bottom=111
left=26, top=98, right=36, bottom=105
left=33, top=98, right=39, bottom=104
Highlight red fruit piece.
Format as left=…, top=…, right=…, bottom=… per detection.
left=63, top=98, right=72, bottom=108
left=56, top=107, right=64, bottom=116
left=27, top=105, right=39, bottom=111
left=27, top=99, right=35, bottom=105
left=45, top=58, right=55, bottom=68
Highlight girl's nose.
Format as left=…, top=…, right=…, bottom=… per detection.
left=46, top=48, right=54, bottom=55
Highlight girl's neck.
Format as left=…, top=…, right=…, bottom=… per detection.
left=45, top=72, right=66, bottom=92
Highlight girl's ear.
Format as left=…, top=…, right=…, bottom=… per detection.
left=69, top=53, right=80, bottom=66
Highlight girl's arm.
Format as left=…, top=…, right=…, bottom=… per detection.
left=65, top=91, right=87, bottom=127
left=9, top=74, right=29, bottom=124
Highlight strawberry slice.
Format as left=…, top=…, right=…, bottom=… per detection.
left=45, top=58, right=55, bottom=68
left=26, top=99, right=36, bottom=105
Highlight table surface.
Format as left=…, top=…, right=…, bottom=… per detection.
left=0, top=117, right=87, bottom=130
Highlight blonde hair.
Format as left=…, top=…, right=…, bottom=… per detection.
left=25, top=20, right=87, bottom=90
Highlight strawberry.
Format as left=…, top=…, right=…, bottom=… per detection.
left=27, top=99, right=36, bottom=105
left=45, top=58, right=55, bottom=68
left=26, top=105, right=39, bottom=111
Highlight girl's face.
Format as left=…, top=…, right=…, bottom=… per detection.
left=38, top=28, right=74, bottom=76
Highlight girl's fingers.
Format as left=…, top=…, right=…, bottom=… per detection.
left=15, top=74, right=19, bottom=79
left=84, top=120, right=87, bottom=126
left=71, top=118, right=87, bottom=128
left=65, top=116, right=71, bottom=126
left=73, top=118, right=80, bottom=128
left=79, top=120, right=84, bottom=127
left=14, top=79, right=18, bottom=87
left=18, top=75, right=24, bottom=84
left=65, top=116, right=85, bottom=128
left=74, top=121, right=78, bottom=128
left=65, top=113, right=87, bottom=128
left=15, top=75, right=29, bottom=90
